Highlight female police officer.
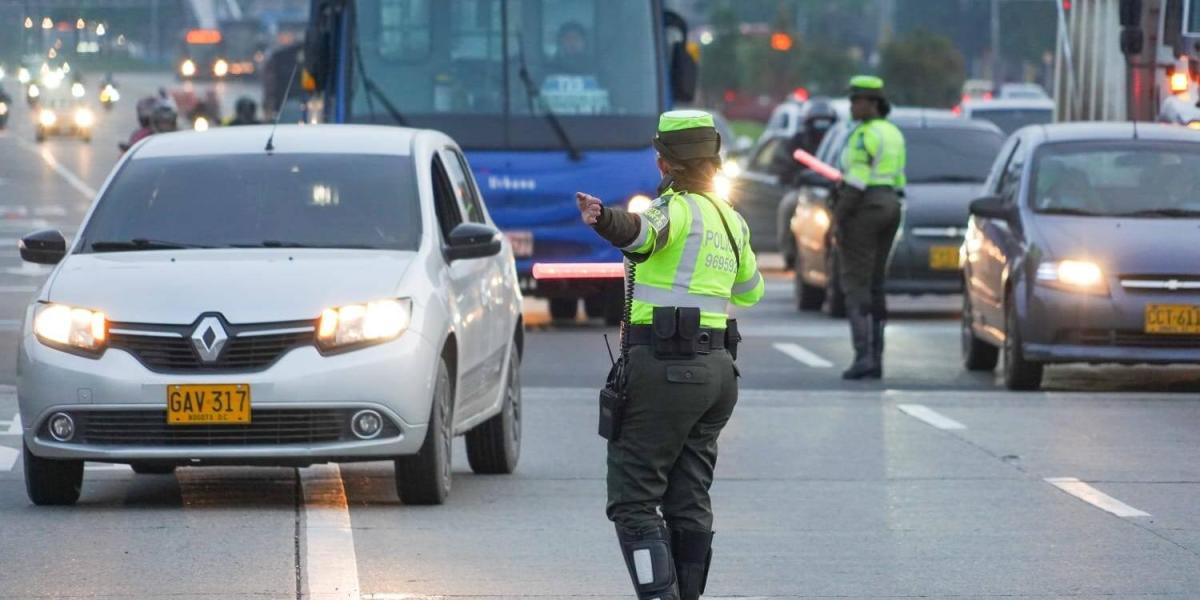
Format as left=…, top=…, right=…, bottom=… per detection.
left=836, top=76, right=905, bottom=380
left=576, top=110, right=765, bottom=600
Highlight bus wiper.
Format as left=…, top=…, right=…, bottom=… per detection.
left=1113, top=208, right=1200, bottom=218
left=353, top=43, right=408, bottom=127
left=91, top=239, right=212, bottom=251
left=515, top=35, right=582, bottom=162
left=1038, top=207, right=1100, bottom=216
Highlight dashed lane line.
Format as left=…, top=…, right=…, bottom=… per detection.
left=0, top=445, right=16, bottom=471
left=771, top=342, right=834, bottom=368
left=896, top=403, right=968, bottom=430
left=1045, top=477, right=1151, bottom=518
left=15, top=138, right=99, bottom=200
left=301, top=463, right=362, bottom=600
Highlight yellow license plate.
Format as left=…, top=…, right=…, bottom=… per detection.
left=167, top=384, right=251, bottom=425
left=1145, top=304, right=1200, bottom=335
left=929, top=245, right=961, bottom=270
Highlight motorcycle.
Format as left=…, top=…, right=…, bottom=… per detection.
left=99, top=83, right=120, bottom=112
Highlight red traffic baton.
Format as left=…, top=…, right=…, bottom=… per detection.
left=532, top=262, right=626, bottom=280
left=792, top=148, right=843, bottom=183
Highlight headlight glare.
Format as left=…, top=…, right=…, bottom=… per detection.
left=1037, top=259, right=1107, bottom=294
left=213, top=59, right=229, bottom=77
left=713, top=174, right=732, bottom=200
left=180, top=59, right=196, bottom=77
left=0, top=102, right=8, bottom=116
left=317, top=299, right=411, bottom=350
left=627, top=194, right=653, bottom=214
left=74, top=108, right=94, bottom=127
left=34, top=304, right=107, bottom=353
left=38, top=109, right=56, bottom=126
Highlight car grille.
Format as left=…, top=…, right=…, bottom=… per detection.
left=60, top=409, right=400, bottom=446
left=1119, top=275, right=1200, bottom=293
left=1060, top=329, right=1200, bottom=349
left=108, top=330, right=313, bottom=373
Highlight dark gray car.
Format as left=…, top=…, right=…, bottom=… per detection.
left=961, top=122, right=1200, bottom=390
left=789, top=110, right=1004, bottom=315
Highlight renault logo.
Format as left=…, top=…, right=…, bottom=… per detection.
left=190, top=316, right=228, bottom=362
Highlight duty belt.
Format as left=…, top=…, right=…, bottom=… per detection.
left=626, top=325, right=726, bottom=352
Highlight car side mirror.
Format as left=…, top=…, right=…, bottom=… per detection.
left=969, top=195, right=1015, bottom=220
left=446, top=222, right=502, bottom=261
left=20, top=229, right=67, bottom=264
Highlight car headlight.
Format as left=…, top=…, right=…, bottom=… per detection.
left=180, top=59, right=196, bottom=77
left=0, top=102, right=7, bottom=116
left=18, top=67, right=30, bottom=84
left=28, top=84, right=39, bottom=98
left=627, top=194, right=653, bottom=214
left=813, top=207, right=831, bottom=229
left=38, top=109, right=56, bottom=126
left=71, top=82, right=85, bottom=98
left=317, top=298, right=412, bottom=351
left=74, top=107, right=94, bottom=128
left=193, top=116, right=210, bottom=131
left=34, top=303, right=107, bottom=354
left=213, top=59, right=229, bottom=77
left=1036, top=259, right=1107, bottom=294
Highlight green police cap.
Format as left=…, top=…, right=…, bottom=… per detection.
left=849, top=75, right=886, bottom=100
left=654, top=110, right=721, bottom=161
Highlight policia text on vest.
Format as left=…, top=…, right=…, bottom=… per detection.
left=577, top=110, right=764, bottom=600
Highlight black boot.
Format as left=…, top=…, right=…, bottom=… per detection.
left=616, top=525, right=680, bottom=600
left=871, top=316, right=886, bottom=378
left=671, top=528, right=713, bottom=600
left=841, top=309, right=880, bottom=380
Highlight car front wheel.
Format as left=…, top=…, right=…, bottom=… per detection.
left=1003, top=294, right=1044, bottom=391
left=24, top=443, right=83, bottom=506
left=395, top=356, right=453, bottom=505
left=962, top=292, right=999, bottom=371
left=466, top=341, right=522, bottom=475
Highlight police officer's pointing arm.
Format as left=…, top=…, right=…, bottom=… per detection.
left=577, top=192, right=681, bottom=262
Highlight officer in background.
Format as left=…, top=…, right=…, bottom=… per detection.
left=227, top=96, right=261, bottom=126
left=835, top=76, right=906, bottom=380
left=576, top=110, right=765, bottom=600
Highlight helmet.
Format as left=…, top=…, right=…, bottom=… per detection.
left=135, top=96, right=158, bottom=127
left=150, top=103, right=178, bottom=133
left=234, top=96, right=257, bottom=123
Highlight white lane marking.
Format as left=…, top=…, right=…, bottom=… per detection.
left=896, top=403, right=967, bottom=430
left=86, top=463, right=132, bottom=471
left=0, top=445, right=18, bottom=471
left=5, top=413, right=20, bottom=434
left=772, top=342, right=834, bottom=368
left=301, top=464, right=361, bottom=600
left=0, top=286, right=37, bottom=293
left=1045, top=477, right=1151, bottom=518
left=33, top=206, right=68, bottom=217
left=16, top=139, right=98, bottom=199
left=4, top=263, right=51, bottom=277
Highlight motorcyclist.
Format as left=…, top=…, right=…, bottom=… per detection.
left=227, top=96, right=261, bottom=126
left=150, top=102, right=179, bottom=133
left=119, top=96, right=159, bottom=152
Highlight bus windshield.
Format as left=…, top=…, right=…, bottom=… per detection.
left=352, top=0, right=660, bottom=150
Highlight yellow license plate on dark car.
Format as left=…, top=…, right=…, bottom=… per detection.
left=929, top=245, right=961, bottom=270
left=1145, top=304, right=1200, bottom=335
left=167, top=384, right=251, bottom=425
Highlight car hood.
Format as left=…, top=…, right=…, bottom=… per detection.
left=903, top=182, right=985, bottom=228
left=1033, top=216, right=1200, bottom=275
left=47, top=249, right=418, bottom=324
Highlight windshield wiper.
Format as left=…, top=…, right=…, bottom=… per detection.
left=229, top=241, right=381, bottom=249
left=515, top=34, right=582, bottom=162
left=90, top=239, right=212, bottom=252
left=353, top=43, right=408, bottom=127
left=1112, top=208, right=1200, bottom=218
left=1038, top=207, right=1101, bottom=216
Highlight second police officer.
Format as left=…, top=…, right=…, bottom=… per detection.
left=576, top=110, right=765, bottom=600
left=836, top=76, right=906, bottom=380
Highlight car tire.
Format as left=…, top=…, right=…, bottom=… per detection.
left=130, top=463, right=177, bottom=475
left=961, top=293, right=999, bottom=371
left=827, top=252, right=847, bottom=318
left=35, top=131, right=45, bottom=143
left=395, top=356, right=453, bottom=505
left=466, top=342, right=522, bottom=475
left=23, top=443, right=83, bottom=506
left=1003, top=293, right=1044, bottom=391
left=585, top=288, right=622, bottom=326
left=549, top=297, right=577, bottom=321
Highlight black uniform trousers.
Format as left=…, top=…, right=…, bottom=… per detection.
left=836, top=186, right=902, bottom=316
left=606, top=344, right=739, bottom=534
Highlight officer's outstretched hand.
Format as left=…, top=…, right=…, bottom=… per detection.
left=576, top=192, right=603, bottom=225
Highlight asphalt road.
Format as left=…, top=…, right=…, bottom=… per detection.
left=0, top=73, right=1196, bottom=599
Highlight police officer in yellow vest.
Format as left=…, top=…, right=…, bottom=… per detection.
left=576, top=110, right=765, bottom=600
left=836, top=75, right=906, bottom=380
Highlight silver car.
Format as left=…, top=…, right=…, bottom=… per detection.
left=17, top=125, right=524, bottom=505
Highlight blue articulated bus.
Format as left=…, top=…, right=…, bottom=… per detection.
left=304, top=0, right=698, bottom=322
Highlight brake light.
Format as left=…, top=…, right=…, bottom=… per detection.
left=186, top=29, right=222, bottom=45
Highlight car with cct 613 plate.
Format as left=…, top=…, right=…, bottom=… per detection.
left=17, top=124, right=524, bottom=506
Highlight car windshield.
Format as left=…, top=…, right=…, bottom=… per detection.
left=1032, top=142, right=1200, bottom=217
left=904, top=127, right=1003, bottom=183
left=79, top=154, right=422, bottom=252
left=969, top=107, right=1052, bottom=135
left=352, top=0, right=659, bottom=150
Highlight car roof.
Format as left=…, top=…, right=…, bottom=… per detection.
left=963, top=98, right=1054, bottom=111
left=889, top=108, right=1002, bottom=133
left=1029, top=121, right=1200, bottom=143
left=132, top=124, right=421, bottom=159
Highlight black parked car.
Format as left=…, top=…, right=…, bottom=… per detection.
left=788, top=110, right=1004, bottom=316
left=962, top=122, right=1200, bottom=390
